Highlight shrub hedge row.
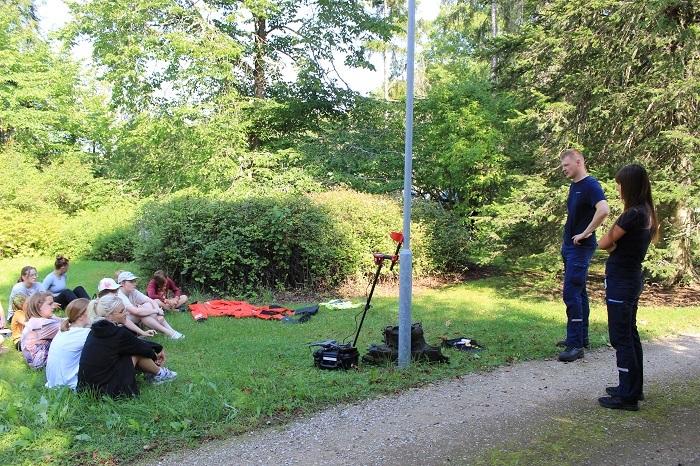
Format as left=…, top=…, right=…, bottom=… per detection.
left=134, top=189, right=472, bottom=297
left=1, top=188, right=471, bottom=296
left=0, top=202, right=137, bottom=262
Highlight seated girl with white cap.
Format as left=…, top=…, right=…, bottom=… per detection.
left=115, top=271, right=184, bottom=340
left=96, top=278, right=156, bottom=339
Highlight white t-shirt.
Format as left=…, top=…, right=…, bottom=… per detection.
left=119, top=289, right=153, bottom=324
left=118, top=289, right=150, bottom=308
left=45, top=326, right=91, bottom=389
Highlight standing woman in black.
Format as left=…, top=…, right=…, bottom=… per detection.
left=597, top=164, right=659, bottom=411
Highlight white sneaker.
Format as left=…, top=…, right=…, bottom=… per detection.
left=153, top=367, right=177, bottom=384
left=170, top=331, right=185, bottom=340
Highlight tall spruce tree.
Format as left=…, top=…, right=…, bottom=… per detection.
left=494, top=0, right=700, bottom=283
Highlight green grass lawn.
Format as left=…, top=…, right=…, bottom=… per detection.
left=1, top=257, right=699, bottom=465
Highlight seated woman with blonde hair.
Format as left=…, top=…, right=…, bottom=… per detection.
left=45, top=298, right=92, bottom=389
left=77, top=294, right=176, bottom=398
left=97, top=278, right=156, bottom=339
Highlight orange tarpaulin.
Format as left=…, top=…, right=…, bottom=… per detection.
left=188, top=300, right=293, bottom=321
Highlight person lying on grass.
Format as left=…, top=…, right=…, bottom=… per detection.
left=78, top=294, right=176, bottom=398
left=147, top=270, right=188, bottom=312
left=97, top=278, right=156, bottom=339
left=115, top=271, right=185, bottom=340
left=20, top=292, right=64, bottom=370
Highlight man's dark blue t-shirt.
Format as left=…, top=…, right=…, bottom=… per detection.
left=563, top=176, right=607, bottom=247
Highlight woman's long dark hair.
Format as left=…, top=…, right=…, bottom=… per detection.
left=153, top=270, right=168, bottom=289
left=615, top=164, right=659, bottom=243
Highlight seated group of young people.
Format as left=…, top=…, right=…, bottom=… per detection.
left=0, top=257, right=189, bottom=398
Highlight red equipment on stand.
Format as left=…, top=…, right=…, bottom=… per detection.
left=352, top=231, right=403, bottom=348
left=311, top=231, right=403, bottom=370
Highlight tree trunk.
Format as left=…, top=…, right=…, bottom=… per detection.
left=490, top=0, right=498, bottom=78
left=249, top=15, right=266, bottom=150
left=253, top=16, right=266, bottom=99
left=670, top=202, right=699, bottom=284
left=383, top=0, right=389, bottom=100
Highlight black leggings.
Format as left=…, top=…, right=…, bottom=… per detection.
left=53, top=286, right=91, bottom=308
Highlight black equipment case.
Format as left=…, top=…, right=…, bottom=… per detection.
left=312, top=341, right=359, bottom=370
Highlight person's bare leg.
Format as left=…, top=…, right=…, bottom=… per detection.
left=132, top=355, right=159, bottom=375
left=175, top=295, right=188, bottom=307
left=140, top=315, right=176, bottom=336
left=153, top=298, right=173, bottom=311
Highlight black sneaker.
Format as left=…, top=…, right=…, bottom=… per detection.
left=598, top=395, right=639, bottom=411
left=558, top=347, right=584, bottom=362
left=605, top=386, right=645, bottom=401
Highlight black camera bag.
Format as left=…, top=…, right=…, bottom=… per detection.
left=312, top=341, right=359, bottom=370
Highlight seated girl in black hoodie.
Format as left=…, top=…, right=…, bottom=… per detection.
left=78, top=294, right=176, bottom=398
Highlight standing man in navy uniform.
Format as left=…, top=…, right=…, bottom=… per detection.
left=558, top=149, right=610, bottom=362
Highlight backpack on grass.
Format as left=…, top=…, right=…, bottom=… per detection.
left=362, top=322, right=449, bottom=365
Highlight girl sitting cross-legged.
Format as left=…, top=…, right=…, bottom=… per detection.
left=146, top=270, right=188, bottom=312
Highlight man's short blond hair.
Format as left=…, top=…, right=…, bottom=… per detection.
left=560, top=148, right=583, bottom=160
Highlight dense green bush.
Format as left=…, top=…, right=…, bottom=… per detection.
left=0, top=207, right=65, bottom=258
left=134, top=189, right=472, bottom=297
left=410, top=199, right=472, bottom=274
left=0, top=201, right=139, bottom=262
left=135, top=192, right=347, bottom=297
left=0, top=148, right=138, bottom=261
left=50, top=201, right=139, bottom=262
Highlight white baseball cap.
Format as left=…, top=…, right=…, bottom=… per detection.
left=98, top=278, right=121, bottom=292
left=117, top=271, right=139, bottom=283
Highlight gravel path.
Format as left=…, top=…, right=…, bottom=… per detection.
left=146, top=333, right=700, bottom=466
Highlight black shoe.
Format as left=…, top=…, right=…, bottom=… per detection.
left=605, top=386, right=645, bottom=401
left=598, top=395, right=639, bottom=411
left=556, top=339, right=590, bottom=349
left=558, top=347, right=584, bottom=362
